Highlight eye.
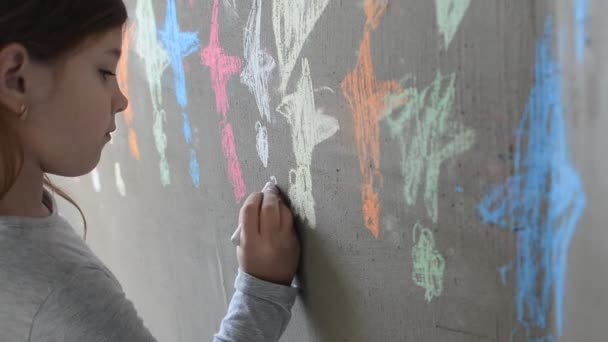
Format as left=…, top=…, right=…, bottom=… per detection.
left=99, top=69, right=116, bottom=81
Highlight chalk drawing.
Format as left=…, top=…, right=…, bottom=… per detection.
left=159, top=0, right=201, bottom=188
left=91, top=168, right=101, bottom=193
left=383, top=72, right=475, bottom=223
left=201, top=0, right=247, bottom=202
left=255, top=121, right=269, bottom=167
left=115, top=163, right=126, bottom=197
left=242, top=0, right=275, bottom=168
left=214, top=245, right=229, bottom=307
left=272, top=0, right=330, bottom=93
left=223, top=0, right=238, bottom=17
left=277, top=58, right=339, bottom=228
left=435, top=0, right=471, bottom=49
left=478, top=17, right=586, bottom=340
left=455, top=186, right=464, bottom=193
left=498, top=263, right=513, bottom=285
left=342, top=0, right=403, bottom=238
left=201, top=0, right=242, bottom=118
left=220, top=124, right=245, bottom=200
left=412, top=222, right=445, bottom=302
left=574, top=0, right=590, bottom=64
left=117, top=23, right=140, bottom=161
left=134, top=0, right=171, bottom=186
left=242, top=0, right=276, bottom=123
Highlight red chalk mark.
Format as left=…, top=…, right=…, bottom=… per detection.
left=341, top=0, right=402, bottom=238
left=117, top=23, right=141, bottom=161
left=201, top=0, right=247, bottom=202
left=222, top=123, right=247, bottom=201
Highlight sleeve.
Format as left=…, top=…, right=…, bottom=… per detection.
left=29, top=265, right=157, bottom=342
left=213, top=270, right=298, bottom=342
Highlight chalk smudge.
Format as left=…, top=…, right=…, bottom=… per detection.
left=277, top=58, right=339, bottom=228
left=115, top=163, right=127, bottom=197
left=574, top=0, right=590, bottom=64
left=341, top=0, right=403, bottom=238
left=435, top=0, right=471, bottom=49
left=160, top=0, right=201, bottom=188
left=255, top=121, right=269, bottom=167
left=384, top=72, right=475, bottom=223
left=478, top=18, right=586, bottom=340
left=273, top=0, right=330, bottom=93
left=91, top=168, right=101, bottom=193
left=499, top=263, right=513, bottom=285
left=134, top=0, right=171, bottom=186
left=412, top=222, right=445, bottom=302
left=223, top=0, right=239, bottom=17
left=117, top=23, right=141, bottom=161
left=242, top=0, right=276, bottom=168
left=201, top=0, right=247, bottom=202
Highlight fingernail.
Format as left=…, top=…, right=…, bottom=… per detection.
left=262, top=181, right=274, bottom=191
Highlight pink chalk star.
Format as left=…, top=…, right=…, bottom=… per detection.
left=201, top=0, right=242, bottom=118
left=200, top=0, right=246, bottom=202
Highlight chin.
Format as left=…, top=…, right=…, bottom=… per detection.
left=79, top=156, right=103, bottom=176
left=47, top=155, right=102, bottom=178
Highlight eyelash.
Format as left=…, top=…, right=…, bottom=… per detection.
left=99, top=69, right=116, bottom=81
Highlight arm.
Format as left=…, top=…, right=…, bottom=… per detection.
left=213, top=270, right=297, bottom=342
left=215, top=182, right=301, bottom=342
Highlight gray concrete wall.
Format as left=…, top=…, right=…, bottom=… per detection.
left=53, top=0, right=601, bottom=341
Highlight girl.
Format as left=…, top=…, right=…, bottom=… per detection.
left=0, top=1, right=301, bottom=341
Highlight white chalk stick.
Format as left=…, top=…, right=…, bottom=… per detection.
left=231, top=224, right=242, bottom=246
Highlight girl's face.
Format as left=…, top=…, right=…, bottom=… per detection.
left=6, top=27, right=128, bottom=177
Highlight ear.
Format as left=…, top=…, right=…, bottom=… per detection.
left=0, top=43, right=30, bottom=117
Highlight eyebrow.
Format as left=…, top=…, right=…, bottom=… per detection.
left=105, top=48, right=122, bottom=59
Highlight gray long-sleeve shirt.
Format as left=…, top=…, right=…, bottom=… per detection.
left=0, top=190, right=298, bottom=341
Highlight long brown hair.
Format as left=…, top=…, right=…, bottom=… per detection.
left=0, top=1, right=128, bottom=240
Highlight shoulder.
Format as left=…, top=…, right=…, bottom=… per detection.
left=0, top=219, right=116, bottom=293
left=32, top=264, right=123, bottom=325
left=29, top=264, right=155, bottom=342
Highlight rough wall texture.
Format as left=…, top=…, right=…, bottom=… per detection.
left=53, top=0, right=599, bottom=341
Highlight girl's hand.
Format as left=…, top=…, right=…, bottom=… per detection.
left=236, top=182, right=300, bottom=286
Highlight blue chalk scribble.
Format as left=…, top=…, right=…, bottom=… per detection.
left=498, top=263, right=512, bottom=285
left=182, top=111, right=193, bottom=143
left=574, top=0, right=590, bottom=64
left=478, top=17, right=586, bottom=341
left=160, top=0, right=201, bottom=188
left=455, top=186, right=464, bottom=193
left=189, top=150, right=200, bottom=188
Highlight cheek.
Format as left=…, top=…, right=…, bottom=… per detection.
left=22, top=93, right=109, bottom=177
left=62, top=77, right=113, bottom=140
left=58, top=66, right=111, bottom=124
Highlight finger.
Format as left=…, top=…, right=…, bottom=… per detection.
left=279, top=201, right=295, bottom=236
left=260, top=182, right=281, bottom=236
left=239, top=192, right=264, bottom=243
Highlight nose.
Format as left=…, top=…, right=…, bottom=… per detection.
left=114, top=88, right=129, bottom=114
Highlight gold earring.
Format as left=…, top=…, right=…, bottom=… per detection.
left=18, top=104, right=28, bottom=121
